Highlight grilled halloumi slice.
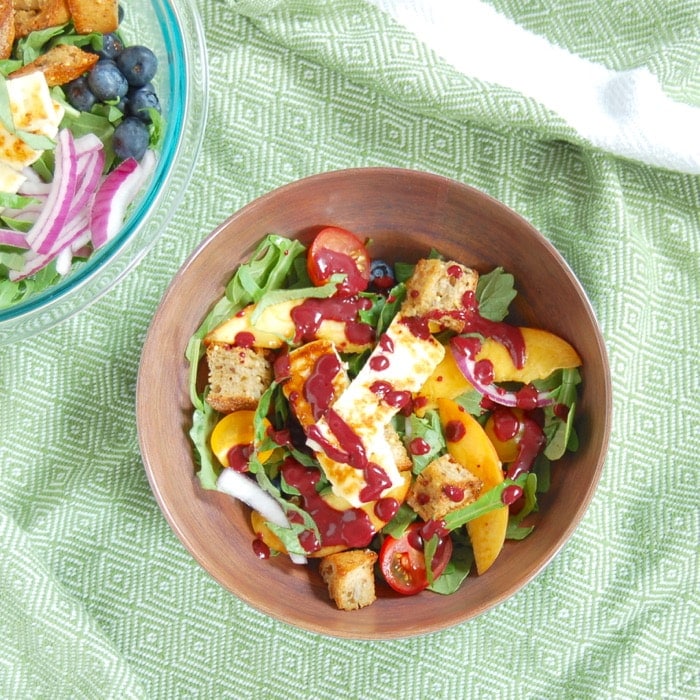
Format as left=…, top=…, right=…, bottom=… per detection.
left=0, top=72, right=64, bottom=171
left=284, top=339, right=412, bottom=508
left=0, top=161, right=26, bottom=194
left=311, top=314, right=445, bottom=506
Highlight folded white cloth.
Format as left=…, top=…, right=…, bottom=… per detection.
left=369, top=0, right=700, bottom=173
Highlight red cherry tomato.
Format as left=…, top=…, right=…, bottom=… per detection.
left=379, top=522, right=453, bottom=595
left=307, top=227, right=371, bottom=296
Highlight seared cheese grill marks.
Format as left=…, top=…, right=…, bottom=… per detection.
left=310, top=313, right=446, bottom=506
left=0, top=72, right=64, bottom=171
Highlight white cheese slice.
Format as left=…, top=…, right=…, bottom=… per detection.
left=312, top=314, right=445, bottom=506
left=0, top=72, right=64, bottom=171
left=0, top=161, right=26, bottom=194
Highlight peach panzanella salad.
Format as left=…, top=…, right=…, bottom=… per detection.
left=186, top=227, right=582, bottom=611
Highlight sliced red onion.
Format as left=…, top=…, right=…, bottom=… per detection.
left=450, top=336, right=554, bottom=409
left=18, top=180, right=51, bottom=197
left=25, top=129, right=78, bottom=255
left=0, top=229, right=29, bottom=249
left=217, top=468, right=307, bottom=565
left=9, top=250, right=51, bottom=280
left=67, top=148, right=105, bottom=221
left=55, top=247, right=73, bottom=276
left=90, top=157, right=144, bottom=249
left=73, top=132, right=102, bottom=158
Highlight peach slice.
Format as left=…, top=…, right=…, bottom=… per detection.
left=414, top=346, right=472, bottom=416
left=476, top=327, right=581, bottom=384
left=437, top=398, right=507, bottom=574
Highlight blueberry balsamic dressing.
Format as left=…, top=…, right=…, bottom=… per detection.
left=281, top=459, right=377, bottom=552
left=290, top=296, right=374, bottom=346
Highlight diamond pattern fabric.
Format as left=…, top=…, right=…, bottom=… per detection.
left=1, top=1, right=698, bottom=698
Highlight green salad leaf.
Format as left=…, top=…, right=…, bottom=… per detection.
left=428, top=530, right=473, bottom=595
left=186, top=234, right=306, bottom=410
left=475, top=266, right=517, bottom=321
left=189, top=396, right=221, bottom=491
left=443, top=473, right=529, bottom=531
left=506, top=473, right=538, bottom=540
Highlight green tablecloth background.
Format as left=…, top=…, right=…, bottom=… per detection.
left=1, top=1, right=698, bottom=697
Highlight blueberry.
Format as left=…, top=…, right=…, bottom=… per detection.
left=126, top=84, right=161, bottom=123
left=370, top=259, right=396, bottom=290
left=64, top=75, right=96, bottom=112
left=113, top=117, right=150, bottom=161
left=118, top=4, right=125, bottom=24
left=97, top=32, right=124, bottom=60
left=88, top=59, right=128, bottom=101
left=116, top=45, right=158, bottom=87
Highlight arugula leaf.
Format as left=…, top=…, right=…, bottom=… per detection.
left=376, top=282, right=406, bottom=336
left=249, top=275, right=341, bottom=324
left=226, top=234, right=306, bottom=304
left=185, top=235, right=306, bottom=407
left=393, top=261, right=415, bottom=283
left=381, top=503, right=417, bottom=538
left=14, top=26, right=67, bottom=64
left=0, top=193, right=38, bottom=209
left=15, top=130, right=55, bottom=150
left=407, top=410, right=445, bottom=474
left=443, top=474, right=528, bottom=531
left=475, top=266, right=517, bottom=321
left=0, top=277, right=22, bottom=306
left=535, top=367, right=582, bottom=461
left=506, top=473, right=538, bottom=540
left=0, top=75, right=14, bottom=133
left=428, top=530, right=473, bottom=595
left=190, top=398, right=221, bottom=490
left=424, top=533, right=438, bottom=585
left=453, top=388, right=484, bottom=417
left=0, top=59, right=23, bottom=77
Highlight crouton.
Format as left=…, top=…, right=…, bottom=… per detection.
left=401, top=259, right=479, bottom=333
left=385, top=424, right=412, bottom=471
left=319, top=549, right=378, bottom=611
left=0, top=0, right=14, bottom=60
left=14, top=0, right=71, bottom=38
left=67, top=0, right=118, bottom=34
left=407, top=453, right=483, bottom=521
left=9, top=43, right=98, bottom=86
left=205, top=343, right=273, bottom=414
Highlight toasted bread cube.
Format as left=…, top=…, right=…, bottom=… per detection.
left=407, top=453, right=483, bottom=521
left=385, top=424, right=412, bottom=471
left=319, top=549, right=378, bottom=611
left=68, top=0, right=118, bottom=34
left=205, top=343, right=273, bottom=414
left=9, top=44, right=98, bottom=86
left=0, top=0, right=14, bottom=60
left=14, top=0, right=71, bottom=38
left=401, top=259, right=479, bottom=333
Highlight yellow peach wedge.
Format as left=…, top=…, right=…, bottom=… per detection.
left=476, top=327, right=581, bottom=384
left=437, top=397, right=508, bottom=575
left=414, top=347, right=473, bottom=416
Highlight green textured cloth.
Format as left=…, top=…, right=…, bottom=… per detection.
left=1, top=0, right=699, bottom=697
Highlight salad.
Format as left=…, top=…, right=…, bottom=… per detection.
left=187, top=227, right=582, bottom=610
left=0, top=1, right=164, bottom=308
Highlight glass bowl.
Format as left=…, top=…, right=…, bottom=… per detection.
left=0, top=0, right=208, bottom=343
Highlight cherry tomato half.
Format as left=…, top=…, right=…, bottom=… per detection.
left=307, top=226, right=371, bottom=296
left=379, top=522, right=453, bottom=595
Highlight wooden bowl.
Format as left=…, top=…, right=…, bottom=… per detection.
left=137, top=168, right=611, bottom=639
